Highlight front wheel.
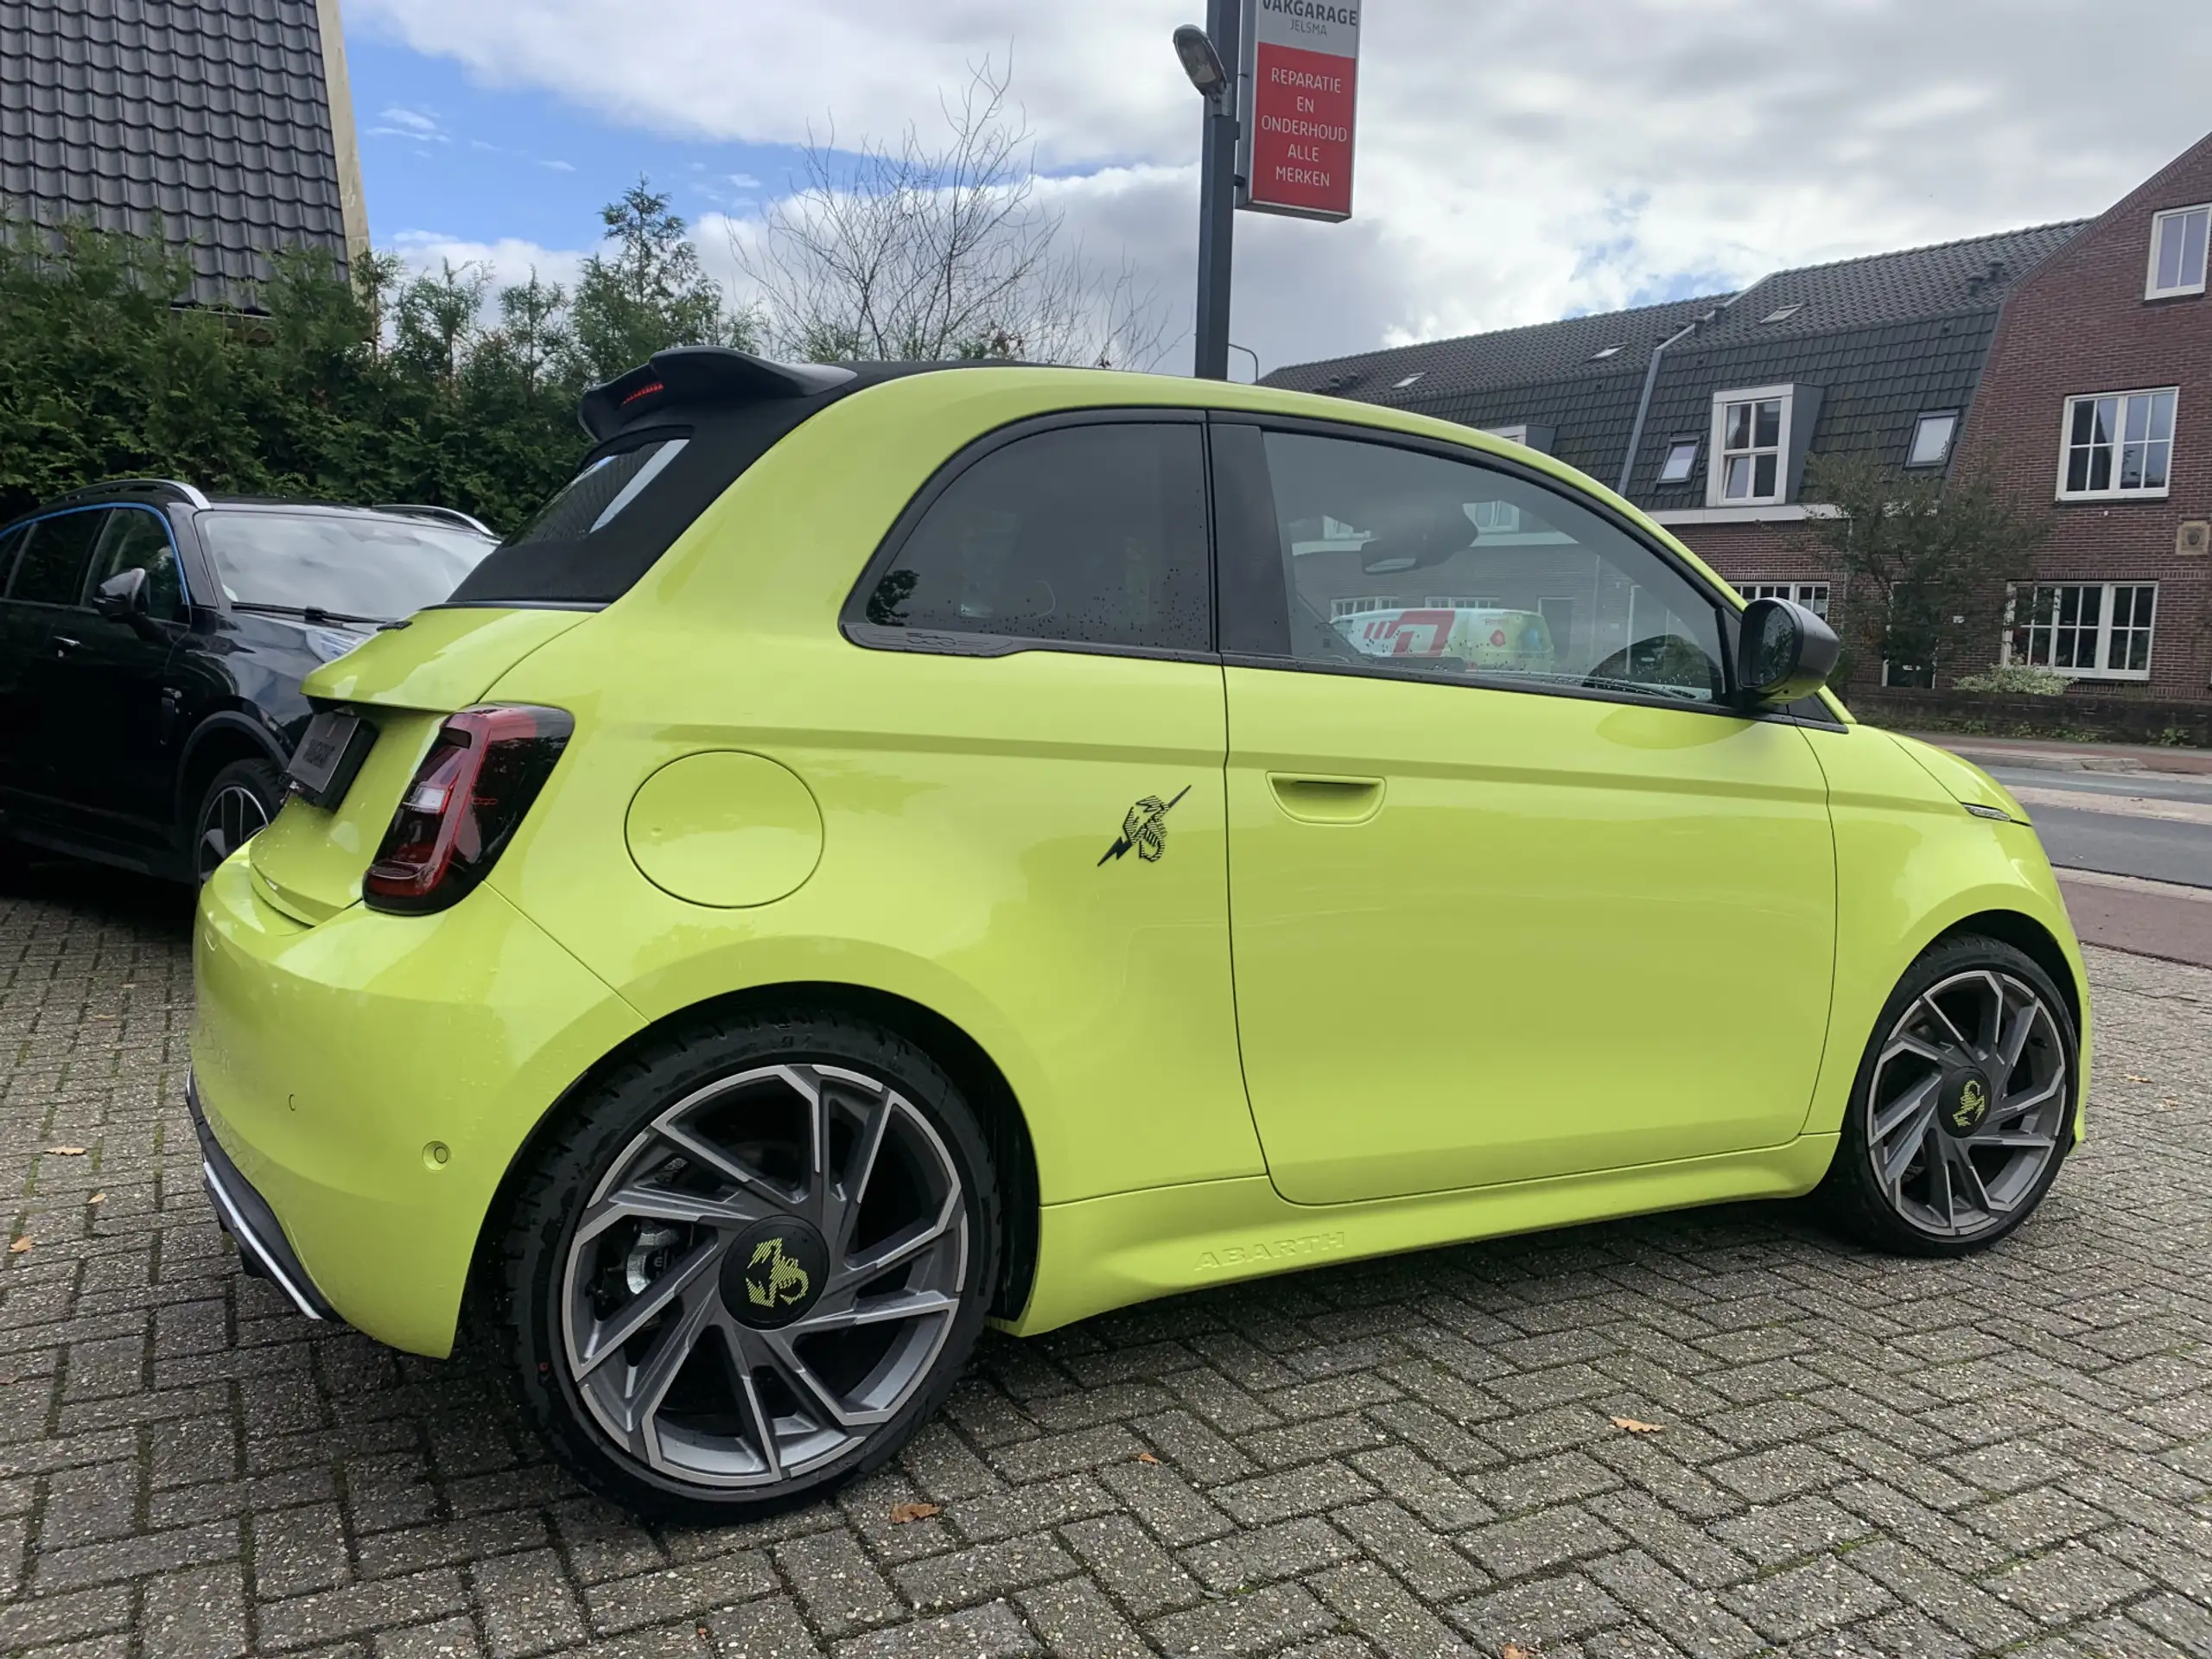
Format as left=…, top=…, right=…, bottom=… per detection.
left=1821, top=937, right=2077, bottom=1255
left=193, top=758, right=283, bottom=882
left=499, top=1010, right=1000, bottom=1521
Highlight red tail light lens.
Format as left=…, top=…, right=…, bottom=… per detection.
left=363, top=705, right=573, bottom=914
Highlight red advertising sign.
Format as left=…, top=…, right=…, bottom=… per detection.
left=1238, top=0, right=1362, bottom=221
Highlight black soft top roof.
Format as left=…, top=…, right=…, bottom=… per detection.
left=450, top=349, right=1007, bottom=607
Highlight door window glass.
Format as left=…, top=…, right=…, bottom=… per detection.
left=1251, top=432, right=1726, bottom=702
left=860, top=423, right=1209, bottom=652
left=87, top=508, right=189, bottom=620
left=6, top=510, right=107, bottom=606
left=0, top=525, right=26, bottom=593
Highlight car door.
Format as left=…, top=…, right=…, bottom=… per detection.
left=825, top=413, right=1260, bottom=1202
left=35, top=505, right=193, bottom=843
left=3, top=508, right=108, bottom=817
left=1212, top=420, right=1837, bottom=1204
left=0, top=522, right=44, bottom=799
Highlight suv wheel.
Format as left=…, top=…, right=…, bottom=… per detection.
left=1822, top=937, right=2075, bottom=1255
left=499, top=1010, right=1000, bottom=1521
left=194, top=759, right=283, bottom=881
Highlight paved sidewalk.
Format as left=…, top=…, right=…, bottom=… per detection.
left=4, top=874, right=2211, bottom=1658
left=2057, top=870, right=2212, bottom=970
left=1907, top=732, right=2212, bottom=779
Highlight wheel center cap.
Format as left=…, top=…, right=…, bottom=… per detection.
left=722, top=1217, right=830, bottom=1329
left=1941, top=1070, right=1993, bottom=1137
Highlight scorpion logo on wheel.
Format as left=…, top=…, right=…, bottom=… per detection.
left=744, top=1239, right=812, bottom=1311
left=1099, top=786, right=1192, bottom=866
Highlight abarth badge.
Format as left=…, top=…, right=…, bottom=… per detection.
left=1099, top=786, right=1191, bottom=866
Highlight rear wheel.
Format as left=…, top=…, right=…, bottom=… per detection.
left=499, top=1010, right=999, bottom=1521
left=1821, top=937, right=2075, bottom=1255
left=193, top=759, right=283, bottom=882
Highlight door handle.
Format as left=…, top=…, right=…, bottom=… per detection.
left=51, top=635, right=82, bottom=653
left=1268, top=773, right=1384, bottom=824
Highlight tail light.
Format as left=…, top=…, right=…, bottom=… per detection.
left=364, top=705, right=573, bottom=914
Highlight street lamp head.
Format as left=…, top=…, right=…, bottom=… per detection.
left=1173, top=25, right=1229, bottom=99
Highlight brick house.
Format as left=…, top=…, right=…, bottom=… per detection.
left=0, top=0, right=369, bottom=302
left=1263, top=130, right=2212, bottom=705
left=1957, top=133, right=2212, bottom=702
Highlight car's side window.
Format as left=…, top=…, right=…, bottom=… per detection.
left=858, top=422, right=1210, bottom=654
left=0, top=525, right=27, bottom=596
left=1234, top=430, right=1728, bottom=704
left=6, top=510, right=108, bottom=607
left=86, top=508, right=189, bottom=620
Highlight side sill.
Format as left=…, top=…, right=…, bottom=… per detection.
left=998, top=1135, right=1840, bottom=1337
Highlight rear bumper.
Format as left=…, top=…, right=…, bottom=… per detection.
left=190, top=854, right=644, bottom=1356
left=188, top=1076, right=338, bottom=1322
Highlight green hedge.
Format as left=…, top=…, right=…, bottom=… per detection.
left=0, top=185, right=747, bottom=534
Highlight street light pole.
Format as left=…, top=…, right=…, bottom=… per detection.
left=1178, top=0, right=1241, bottom=379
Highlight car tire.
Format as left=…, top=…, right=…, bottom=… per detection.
left=1820, top=936, right=2076, bottom=1257
left=496, top=1007, right=1001, bottom=1522
left=193, top=758, right=284, bottom=882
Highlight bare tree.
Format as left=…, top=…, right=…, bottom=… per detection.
left=734, top=60, right=1167, bottom=370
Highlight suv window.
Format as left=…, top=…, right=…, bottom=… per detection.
left=7, top=510, right=108, bottom=606
left=0, top=524, right=26, bottom=592
left=197, top=511, right=491, bottom=622
left=858, top=423, right=1210, bottom=653
left=87, top=507, right=189, bottom=620
left=1237, top=431, right=1726, bottom=703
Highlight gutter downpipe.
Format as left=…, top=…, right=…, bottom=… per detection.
left=1614, top=279, right=1769, bottom=499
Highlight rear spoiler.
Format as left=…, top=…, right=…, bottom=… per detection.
left=578, top=347, right=857, bottom=442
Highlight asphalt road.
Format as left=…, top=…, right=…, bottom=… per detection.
left=1986, top=766, right=2212, bottom=890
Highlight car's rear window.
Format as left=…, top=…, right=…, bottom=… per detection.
left=199, top=511, right=492, bottom=622
left=512, top=438, right=690, bottom=544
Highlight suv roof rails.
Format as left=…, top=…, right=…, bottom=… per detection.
left=579, top=346, right=858, bottom=442
left=372, top=503, right=497, bottom=538
left=50, top=478, right=211, bottom=510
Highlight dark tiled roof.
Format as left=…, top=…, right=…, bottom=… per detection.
left=0, top=0, right=355, bottom=303
left=1262, top=292, right=1731, bottom=404
left=1265, top=221, right=2092, bottom=505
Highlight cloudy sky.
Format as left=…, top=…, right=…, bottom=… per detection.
left=346, top=0, right=2212, bottom=378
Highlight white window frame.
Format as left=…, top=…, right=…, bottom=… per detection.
left=1422, top=595, right=1503, bottom=609
left=2056, top=388, right=2178, bottom=501
left=2145, top=204, right=2209, bottom=300
left=1707, top=385, right=1794, bottom=507
left=2002, top=581, right=2158, bottom=682
left=1736, top=580, right=1831, bottom=619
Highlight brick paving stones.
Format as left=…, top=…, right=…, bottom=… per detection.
left=4, top=864, right=2209, bottom=1656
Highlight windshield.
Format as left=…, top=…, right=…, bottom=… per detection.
left=196, top=511, right=493, bottom=621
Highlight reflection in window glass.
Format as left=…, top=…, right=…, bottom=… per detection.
left=1259, top=432, right=1726, bottom=702
left=198, top=512, right=491, bottom=621
left=89, top=508, right=189, bottom=620
left=513, top=437, right=690, bottom=543
left=862, top=424, right=1209, bottom=652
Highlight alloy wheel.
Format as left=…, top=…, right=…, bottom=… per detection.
left=560, top=1063, right=969, bottom=1490
left=1862, top=967, right=2068, bottom=1240
left=196, top=784, right=271, bottom=880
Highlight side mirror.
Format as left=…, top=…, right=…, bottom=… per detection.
left=92, top=565, right=150, bottom=620
left=1738, top=597, right=1840, bottom=707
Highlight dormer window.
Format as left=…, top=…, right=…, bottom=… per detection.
left=1657, top=438, right=1700, bottom=485
left=2146, top=205, right=2209, bottom=299
left=1709, top=388, right=1789, bottom=505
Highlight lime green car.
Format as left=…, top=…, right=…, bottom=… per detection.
left=191, top=349, right=2088, bottom=1519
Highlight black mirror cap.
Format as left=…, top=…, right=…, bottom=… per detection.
left=92, top=565, right=149, bottom=619
left=1738, top=597, right=1840, bottom=706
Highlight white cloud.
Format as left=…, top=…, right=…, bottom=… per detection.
left=353, top=0, right=2212, bottom=370
left=370, top=104, right=446, bottom=141
left=388, top=230, right=591, bottom=294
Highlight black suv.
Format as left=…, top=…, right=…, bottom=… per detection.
left=0, top=480, right=494, bottom=882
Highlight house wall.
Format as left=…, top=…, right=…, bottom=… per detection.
left=1960, top=134, right=2212, bottom=702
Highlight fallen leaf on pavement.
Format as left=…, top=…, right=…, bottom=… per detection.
left=47, top=1147, right=86, bottom=1156
left=1610, top=1417, right=1664, bottom=1433
left=7, top=1238, right=29, bottom=1255
left=888, top=1502, right=940, bottom=1523
left=1137, top=1452, right=1160, bottom=1465
left=1503, top=1645, right=1534, bottom=1659
left=2125, top=1073, right=2152, bottom=1083
left=89, top=1192, right=105, bottom=1205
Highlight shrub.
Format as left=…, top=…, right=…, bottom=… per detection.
left=1950, top=664, right=2071, bottom=696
